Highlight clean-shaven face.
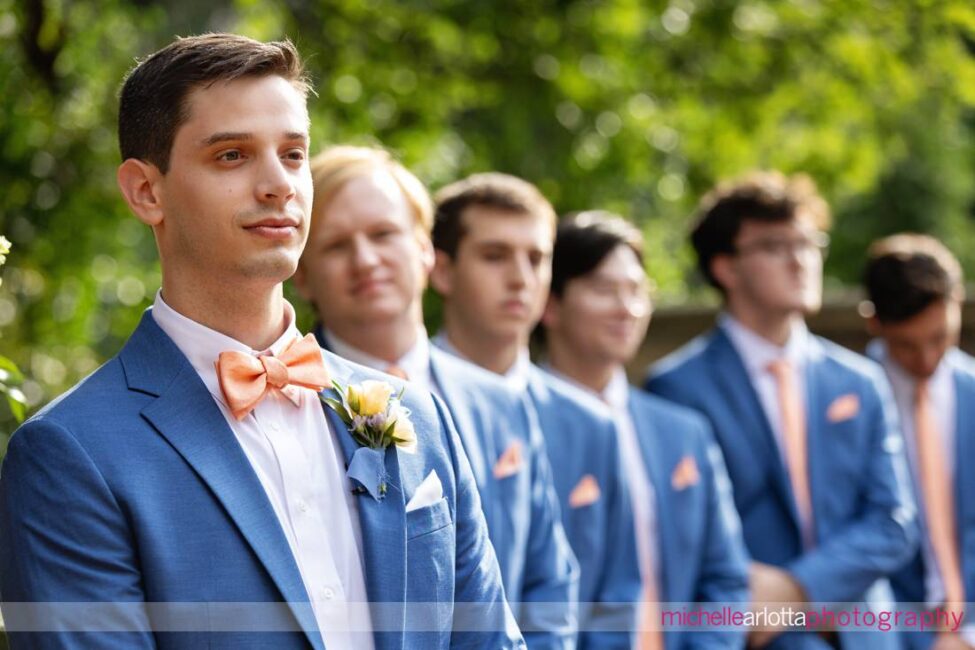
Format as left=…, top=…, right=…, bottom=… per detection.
left=546, top=244, right=652, bottom=365
left=155, top=75, right=312, bottom=286
left=725, top=217, right=824, bottom=316
left=296, top=169, right=432, bottom=329
left=439, top=206, right=553, bottom=346
left=873, top=299, right=961, bottom=379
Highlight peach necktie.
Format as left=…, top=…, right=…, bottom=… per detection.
left=767, top=359, right=814, bottom=547
left=637, top=581, right=664, bottom=650
left=215, top=333, right=332, bottom=420
left=385, top=364, right=409, bottom=381
left=914, top=380, right=965, bottom=608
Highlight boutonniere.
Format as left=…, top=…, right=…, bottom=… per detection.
left=321, top=379, right=417, bottom=501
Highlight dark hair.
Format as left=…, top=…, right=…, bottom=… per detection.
left=690, top=170, right=831, bottom=292
left=118, top=33, right=310, bottom=173
left=432, top=172, right=556, bottom=257
left=864, top=233, right=964, bottom=323
left=551, top=210, right=644, bottom=298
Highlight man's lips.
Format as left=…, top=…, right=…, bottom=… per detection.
left=244, top=217, right=300, bottom=240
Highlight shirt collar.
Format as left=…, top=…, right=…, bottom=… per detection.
left=432, top=332, right=530, bottom=391
left=720, top=312, right=809, bottom=375
left=324, top=326, right=430, bottom=380
left=539, top=364, right=629, bottom=410
left=150, top=290, right=302, bottom=403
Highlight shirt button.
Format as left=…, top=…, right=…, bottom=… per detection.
left=321, top=587, right=335, bottom=600
left=297, top=500, right=308, bottom=513
left=269, top=422, right=280, bottom=432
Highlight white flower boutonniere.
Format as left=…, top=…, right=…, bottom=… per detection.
left=321, top=379, right=416, bottom=500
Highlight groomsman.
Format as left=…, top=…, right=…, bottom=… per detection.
left=431, top=173, right=642, bottom=648
left=540, top=210, right=750, bottom=649
left=292, top=146, right=579, bottom=648
left=863, top=234, right=975, bottom=650
left=646, top=172, right=918, bottom=650
left=0, top=35, right=522, bottom=649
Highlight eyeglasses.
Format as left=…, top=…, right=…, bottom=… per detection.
left=734, top=232, right=830, bottom=260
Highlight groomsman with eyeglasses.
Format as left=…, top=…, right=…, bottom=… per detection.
left=540, top=210, right=750, bottom=649
left=430, top=173, right=642, bottom=649
left=646, top=172, right=918, bottom=650
left=863, top=234, right=975, bottom=650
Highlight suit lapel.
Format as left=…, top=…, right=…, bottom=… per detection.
left=321, top=356, right=407, bottom=650
left=628, top=391, right=678, bottom=600
left=706, top=329, right=804, bottom=535
left=124, top=314, right=324, bottom=650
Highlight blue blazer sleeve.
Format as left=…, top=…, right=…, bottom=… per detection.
left=785, top=375, right=919, bottom=603
left=0, top=417, right=156, bottom=650
left=519, top=399, right=581, bottom=650
left=685, top=423, right=750, bottom=650
left=432, top=396, right=527, bottom=649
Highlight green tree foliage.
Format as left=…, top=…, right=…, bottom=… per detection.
left=1, top=0, right=974, bottom=443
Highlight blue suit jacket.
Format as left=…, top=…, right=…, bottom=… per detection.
left=528, top=366, right=641, bottom=650
left=872, top=346, right=975, bottom=650
left=317, top=328, right=580, bottom=648
left=646, top=327, right=919, bottom=650
left=627, top=387, right=750, bottom=650
left=0, top=312, right=524, bottom=649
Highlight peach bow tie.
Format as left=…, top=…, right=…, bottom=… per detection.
left=215, top=333, right=332, bottom=420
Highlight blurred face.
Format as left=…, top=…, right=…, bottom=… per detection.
left=156, top=75, right=311, bottom=286
left=294, top=169, right=433, bottom=330
left=716, top=216, right=825, bottom=316
left=433, top=206, right=553, bottom=346
left=871, top=299, right=961, bottom=379
left=544, top=244, right=652, bottom=366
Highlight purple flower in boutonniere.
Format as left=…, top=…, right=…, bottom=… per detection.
left=321, top=379, right=416, bottom=500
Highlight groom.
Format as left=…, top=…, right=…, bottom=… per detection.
left=0, top=34, right=521, bottom=650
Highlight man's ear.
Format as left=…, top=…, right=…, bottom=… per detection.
left=117, top=159, right=165, bottom=226
left=541, top=294, right=561, bottom=330
left=710, top=254, right=737, bottom=294
left=865, top=314, right=882, bottom=337
left=418, top=232, right=436, bottom=276
left=429, top=250, right=453, bottom=296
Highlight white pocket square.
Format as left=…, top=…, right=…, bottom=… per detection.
left=406, top=469, right=443, bottom=512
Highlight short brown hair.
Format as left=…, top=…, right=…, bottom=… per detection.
left=551, top=211, right=644, bottom=298
left=864, top=233, right=964, bottom=323
left=118, top=33, right=310, bottom=173
left=432, top=172, right=557, bottom=258
left=309, top=145, right=433, bottom=235
left=690, top=170, right=831, bottom=291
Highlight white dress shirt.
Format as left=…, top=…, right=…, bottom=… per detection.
left=324, top=326, right=438, bottom=396
left=151, top=292, right=374, bottom=649
left=720, top=313, right=814, bottom=544
left=870, top=339, right=956, bottom=608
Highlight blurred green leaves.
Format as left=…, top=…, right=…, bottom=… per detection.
left=1, top=0, right=975, bottom=441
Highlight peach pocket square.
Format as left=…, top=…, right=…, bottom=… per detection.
left=826, top=393, right=860, bottom=423
left=493, top=441, right=524, bottom=480
left=568, top=474, right=601, bottom=508
left=671, top=455, right=701, bottom=491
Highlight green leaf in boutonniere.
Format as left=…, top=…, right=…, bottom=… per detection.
left=321, top=378, right=417, bottom=500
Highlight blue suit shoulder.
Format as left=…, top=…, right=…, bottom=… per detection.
left=532, top=368, right=616, bottom=433
left=644, top=332, right=713, bottom=386
left=628, top=387, right=713, bottom=447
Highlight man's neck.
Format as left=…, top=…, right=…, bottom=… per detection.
left=160, top=277, right=288, bottom=351
left=546, top=338, right=615, bottom=394
left=441, top=320, right=521, bottom=376
left=726, top=302, right=801, bottom=348
left=327, top=310, right=420, bottom=364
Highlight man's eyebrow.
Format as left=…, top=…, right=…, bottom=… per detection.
left=200, top=131, right=309, bottom=147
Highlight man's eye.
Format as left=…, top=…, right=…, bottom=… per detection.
left=218, top=151, right=241, bottom=162
left=284, top=149, right=306, bottom=161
